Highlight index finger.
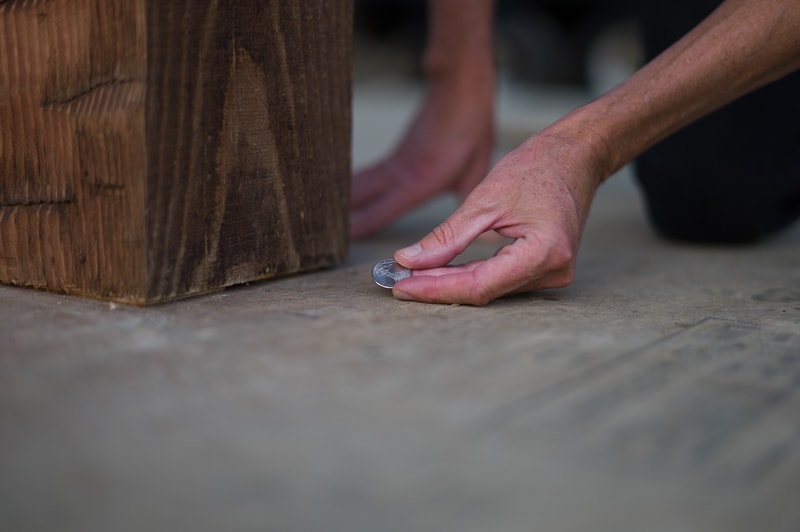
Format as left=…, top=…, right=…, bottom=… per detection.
left=392, top=247, right=539, bottom=306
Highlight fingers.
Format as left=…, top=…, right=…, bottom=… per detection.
left=394, top=269, right=495, bottom=306
left=350, top=183, right=423, bottom=239
left=392, top=251, right=527, bottom=306
left=350, top=158, right=414, bottom=239
left=350, top=158, right=486, bottom=240
left=394, top=203, right=498, bottom=271
left=392, top=236, right=576, bottom=306
left=351, top=161, right=396, bottom=211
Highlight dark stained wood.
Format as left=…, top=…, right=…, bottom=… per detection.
left=144, top=1, right=352, bottom=302
left=0, top=0, right=352, bottom=304
left=0, top=0, right=148, bottom=302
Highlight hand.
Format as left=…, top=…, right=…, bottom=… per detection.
left=390, top=125, right=607, bottom=306
left=350, top=80, right=494, bottom=239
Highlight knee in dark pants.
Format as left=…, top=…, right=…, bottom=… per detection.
left=632, top=70, right=800, bottom=245
left=635, top=158, right=800, bottom=244
left=633, top=0, right=800, bottom=244
left=635, top=113, right=800, bottom=244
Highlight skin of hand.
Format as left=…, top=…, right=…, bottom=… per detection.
left=390, top=115, right=610, bottom=306
left=350, top=0, right=496, bottom=239
left=391, top=0, right=800, bottom=305
left=350, top=73, right=494, bottom=239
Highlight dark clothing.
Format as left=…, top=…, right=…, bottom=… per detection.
left=634, top=0, right=800, bottom=243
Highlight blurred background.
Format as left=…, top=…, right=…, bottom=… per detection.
left=351, top=0, right=645, bottom=229
left=354, top=0, right=642, bottom=92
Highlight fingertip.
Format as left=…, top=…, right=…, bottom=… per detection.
left=395, top=243, right=422, bottom=262
left=348, top=215, right=368, bottom=240
left=388, top=271, right=471, bottom=305
left=392, top=287, right=414, bottom=301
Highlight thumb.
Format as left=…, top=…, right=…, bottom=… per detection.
left=394, top=205, right=496, bottom=270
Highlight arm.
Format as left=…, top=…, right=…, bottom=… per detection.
left=350, top=0, right=496, bottom=239
left=590, top=0, right=800, bottom=175
left=392, top=0, right=800, bottom=305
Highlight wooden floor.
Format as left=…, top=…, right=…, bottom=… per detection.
left=2, top=82, right=800, bottom=531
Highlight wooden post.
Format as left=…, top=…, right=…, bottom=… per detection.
left=0, top=1, right=352, bottom=304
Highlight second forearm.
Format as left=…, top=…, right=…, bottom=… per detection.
left=566, top=0, right=800, bottom=180
left=423, top=0, right=496, bottom=91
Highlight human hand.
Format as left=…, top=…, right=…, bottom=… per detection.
left=389, top=126, right=608, bottom=305
left=350, top=80, right=494, bottom=239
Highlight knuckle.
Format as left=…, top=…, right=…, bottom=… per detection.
left=517, top=233, right=577, bottom=291
left=543, top=240, right=576, bottom=288
left=467, top=282, right=494, bottom=307
left=550, top=266, right=576, bottom=288
left=430, top=221, right=458, bottom=248
left=547, top=240, right=575, bottom=270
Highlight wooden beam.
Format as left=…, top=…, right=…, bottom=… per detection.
left=0, top=0, right=352, bottom=304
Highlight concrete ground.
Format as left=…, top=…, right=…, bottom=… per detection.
left=3, top=74, right=800, bottom=531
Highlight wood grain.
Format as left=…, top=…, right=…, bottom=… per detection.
left=145, top=1, right=352, bottom=302
left=0, top=0, right=352, bottom=304
left=0, top=0, right=148, bottom=301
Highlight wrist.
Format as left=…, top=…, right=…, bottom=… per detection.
left=422, top=0, right=496, bottom=91
left=423, top=44, right=494, bottom=90
left=534, top=104, right=619, bottom=189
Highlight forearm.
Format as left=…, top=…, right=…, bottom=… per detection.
left=562, top=0, right=800, bottom=180
left=423, top=0, right=496, bottom=91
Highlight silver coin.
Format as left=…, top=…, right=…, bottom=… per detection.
left=372, top=258, right=412, bottom=289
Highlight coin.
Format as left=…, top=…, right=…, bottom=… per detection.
left=372, top=258, right=412, bottom=289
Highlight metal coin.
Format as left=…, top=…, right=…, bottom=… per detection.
left=372, top=258, right=412, bottom=289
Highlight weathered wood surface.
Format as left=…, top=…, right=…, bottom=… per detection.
left=1, top=150, right=799, bottom=531
left=0, top=0, right=148, bottom=300
left=1, top=263, right=799, bottom=531
left=144, top=1, right=351, bottom=302
left=0, top=0, right=352, bottom=304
